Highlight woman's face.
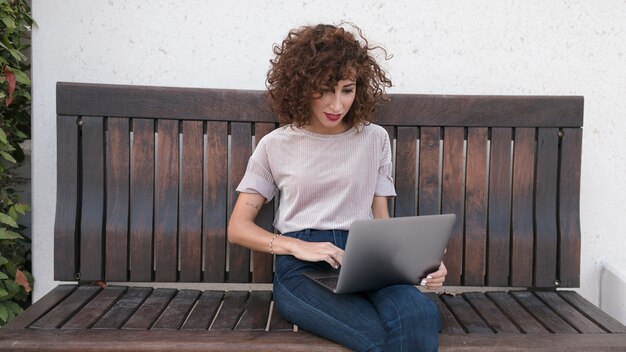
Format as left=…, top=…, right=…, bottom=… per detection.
left=307, top=79, right=356, bottom=134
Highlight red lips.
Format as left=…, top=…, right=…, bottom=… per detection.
left=325, top=113, right=341, bottom=121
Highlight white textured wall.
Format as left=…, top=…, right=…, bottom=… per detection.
left=32, top=0, right=626, bottom=308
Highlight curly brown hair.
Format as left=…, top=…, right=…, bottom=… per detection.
left=266, top=23, right=392, bottom=128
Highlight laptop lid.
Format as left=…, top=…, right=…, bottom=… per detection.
left=331, top=214, right=455, bottom=293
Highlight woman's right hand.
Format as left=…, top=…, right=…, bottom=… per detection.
left=289, top=239, right=344, bottom=269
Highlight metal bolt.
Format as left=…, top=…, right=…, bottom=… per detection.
left=555, top=279, right=561, bottom=287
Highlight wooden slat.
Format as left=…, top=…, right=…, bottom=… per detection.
left=129, top=118, right=155, bottom=281
left=54, top=116, right=79, bottom=281
left=558, top=291, right=626, bottom=333
left=152, top=290, right=201, bottom=330
left=228, top=123, right=252, bottom=282
left=394, top=127, right=417, bottom=217
left=268, top=303, right=293, bottom=332
left=418, top=127, right=441, bottom=215
left=61, top=286, right=127, bottom=329
left=558, top=128, right=582, bottom=287
left=535, top=291, right=605, bottom=333
left=123, top=288, right=177, bottom=330
left=441, top=294, right=493, bottom=333
left=425, top=292, right=465, bottom=334
left=235, top=291, right=272, bottom=331
left=534, top=128, right=559, bottom=287
left=203, top=121, right=228, bottom=282
left=80, top=116, right=105, bottom=281
left=154, top=119, right=179, bottom=282
left=181, top=290, right=224, bottom=330
left=92, top=287, right=152, bottom=329
left=441, top=127, right=465, bottom=286
left=510, top=128, right=536, bottom=286
left=30, top=286, right=101, bottom=329
left=105, top=117, right=130, bottom=281
left=464, top=128, right=488, bottom=286
left=486, top=128, right=512, bottom=286
left=251, top=123, right=276, bottom=283
left=179, top=121, right=204, bottom=282
left=463, top=292, right=519, bottom=333
left=511, top=291, right=577, bottom=333
left=486, top=291, right=548, bottom=334
left=4, top=285, right=76, bottom=329
left=210, top=291, right=249, bottom=330
left=57, top=82, right=584, bottom=127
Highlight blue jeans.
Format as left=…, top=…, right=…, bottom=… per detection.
left=273, top=229, right=440, bottom=352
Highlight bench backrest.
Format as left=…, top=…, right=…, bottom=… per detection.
left=54, top=82, right=583, bottom=288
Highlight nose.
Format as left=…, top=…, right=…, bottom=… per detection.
left=329, top=92, right=342, bottom=112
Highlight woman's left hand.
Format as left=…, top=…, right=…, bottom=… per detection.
left=421, top=262, right=447, bottom=290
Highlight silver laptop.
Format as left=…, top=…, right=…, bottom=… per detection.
left=303, top=214, right=455, bottom=294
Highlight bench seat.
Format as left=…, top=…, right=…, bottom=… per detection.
left=1, top=284, right=625, bottom=351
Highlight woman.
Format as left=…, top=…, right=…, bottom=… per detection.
left=228, top=23, right=446, bottom=351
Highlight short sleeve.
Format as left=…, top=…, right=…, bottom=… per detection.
left=375, top=130, right=397, bottom=197
left=236, top=138, right=276, bottom=202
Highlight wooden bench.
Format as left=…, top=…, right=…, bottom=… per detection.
left=1, top=82, right=625, bottom=351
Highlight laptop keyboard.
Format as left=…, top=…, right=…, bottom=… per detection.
left=316, top=275, right=339, bottom=290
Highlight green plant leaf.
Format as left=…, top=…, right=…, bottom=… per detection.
left=0, top=151, right=16, bottom=163
left=0, top=289, right=7, bottom=298
left=8, top=206, right=18, bottom=220
left=1, top=14, right=15, bottom=32
left=0, top=256, right=8, bottom=265
left=14, top=203, right=30, bottom=214
left=0, top=213, right=18, bottom=227
left=0, top=228, right=22, bottom=239
left=5, top=280, right=19, bottom=294
left=4, top=300, right=21, bottom=315
left=0, top=302, right=8, bottom=322
left=0, top=272, right=7, bottom=280
left=0, top=129, right=7, bottom=144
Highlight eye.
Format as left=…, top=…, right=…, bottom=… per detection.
left=342, top=88, right=355, bottom=94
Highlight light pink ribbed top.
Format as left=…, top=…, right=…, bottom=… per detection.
left=236, top=123, right=396, bottom=234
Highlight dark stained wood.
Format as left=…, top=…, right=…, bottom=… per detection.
left=425, top=292, right=465, bottom=334
left=30, top=286, right=101, bottom=329
left=463, top=292, right=519, bottom=333
left=228, top=123, right=252, bottom=282
left=57, top=82, right=584, bottom=127
left=62, top=286, right=127, bottom=329
left=80, top=116, right=105, bottom=281
left=0, top=329, right=351, bottom=352
left=4, top=285, right=77, bottom=329
left=179, top=121, right=204, bottom=282
left=123, top=289, right=177, bottom=330
left=511, top=291, right=577, bottom=333
left=92, top=287, right=152, bottom=329
left=181, top=290, right=224, bottom=330
left=394, top=127, right=418, bottom=217
left=486, top=128, right=512, bottom=286
left=485, top=291, right=548, bottom=334
left=129, top=118, right=155, bottom=281
left=251, top=123, right=276, bottom=284
left=440, top=294, right=493, bottom=333
left=154, top=119, right=179, bottom=282
left=235, top=291, right=273, bottom=331
left=534, top=128, right=559, bottom=287
left=105, top=118, right=130, bottom=281
left=510, top=128, right=536, bottom=287
left=152, top=290, right=201, bottom=330
left=418, top=127, right=441, bottom=215
left=558, top=128, right=582, bottom=287
left=268, top=303, right=294, bottom=332
left=210, top=291, right=249, bottom=330
left=464, top=128, right=488, bottom=286
left=535, top=291, right=605, bottom=333
left=54, top=116, right=79, bottom=281
left=441, top=127, right=465, bottom=285
left=558, top=291, right=626, bottom=333
left=203, top=121, right=228, bottom=282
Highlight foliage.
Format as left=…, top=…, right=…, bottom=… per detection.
left=0, top=0, right=34, bottom=326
